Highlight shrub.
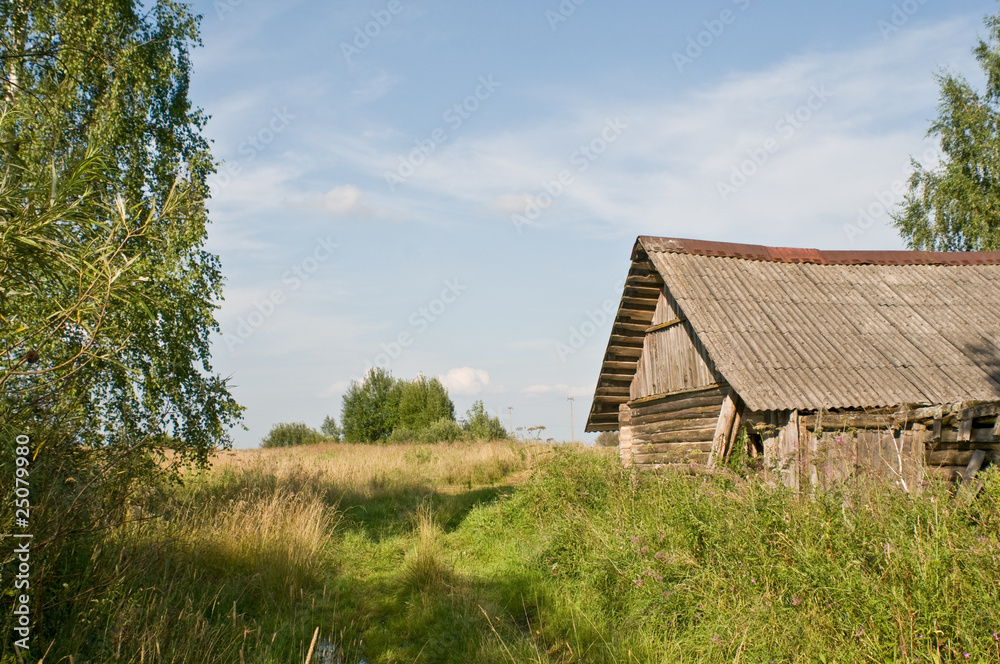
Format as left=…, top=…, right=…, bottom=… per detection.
left=321, top=415, right=341, bottom=441
left=260, top=422, right=325, bottom=448
left=387, top=426, right=418, bottom=444
left=398, top=375, right=455, bottom=430
left=594, top=431, right=620, bottom=447
left=421, top=418, right=464, bottom=443
left=341, top=368, right=402, bottom=443
left=463, top=401, right=508, bottom=440
left=341, top=370, right=460, bottom=443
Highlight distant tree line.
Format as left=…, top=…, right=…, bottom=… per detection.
left=260, top=368, right=509, bottom=446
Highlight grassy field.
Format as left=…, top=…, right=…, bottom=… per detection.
left=41, top=441, right=1000, bottom=663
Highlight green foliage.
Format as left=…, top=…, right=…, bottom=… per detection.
left=423, top=417, right=464, bottom=443
left=340, top=368, right=402, bottom=443
left=0, top=0, right=241, bottom=654
left=340, top=370, right=458, bottom=443
left=260, top=422, right=326, bottom=448
left=892, top=10, right=1000, bottom=250
left=321, top=415, right=341, bottom=441
left=463, top=400, right=509, bottom=440
left=398, top=375, right=455, bottom=430
left=388, top=418, right=464, bottom=444
left=594, top=430, right=620, bottom=447
left=0, top=0, right=241, bottom=459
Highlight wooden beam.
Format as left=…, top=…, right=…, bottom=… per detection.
left=708, top=392, right=739, bottom=468
left=960, top=449, right=987, bottom=484
left=629, top=404, right=725, bottom=426
left=938, top=428, right=1000, bottom=444
left=601, top=361, right=638, bottom=372
left=633, top=428, right=717, bottom=445
left=959, top=413, right=974, bottom=442
left=644, top=317, right=686, bottom=334
left=926, top=448, right=998, bottom=467
left=993, top=414, right=1000, bottom=438
left=633, top=441, right=713, bottom=455
left=628, top=417, right=721, bottom=437
left=800, top=412, right=894, bottom=430
left=627, top=383, right=726, bottom=407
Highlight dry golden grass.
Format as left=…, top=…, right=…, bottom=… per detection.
left=50, top=441, right=564, bottom=663
left=197, top=440, right=544, bottom=500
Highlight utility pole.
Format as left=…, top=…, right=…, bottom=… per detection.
left=508, top=406, right=513, bottom=434
left=567, top=397, right=575, bottom=443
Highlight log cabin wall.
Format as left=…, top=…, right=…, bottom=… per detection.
left=630, top=288, right=720, bottom=401
left=619, top=384, right=728, bottom=468
left=757, top=402, right=1000, bottom=490
left=618, top=404, right=634, bottom=467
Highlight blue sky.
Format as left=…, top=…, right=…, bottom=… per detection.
left=189, top=0, right=998, bottom=447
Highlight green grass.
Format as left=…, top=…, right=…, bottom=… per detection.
left=25, top=443, right=1000, bottom=663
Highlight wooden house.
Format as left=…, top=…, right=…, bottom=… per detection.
left=584, top=236, right=1000, bottom=489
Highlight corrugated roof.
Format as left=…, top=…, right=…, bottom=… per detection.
left=585, top=237, right=1000, bottom=430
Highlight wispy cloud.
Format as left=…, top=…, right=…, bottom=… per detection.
left=439, top=367, right=490, bottom=395
left=523, top=383, right=594, bottom=398
left=287, top=19, right=974, bottom=247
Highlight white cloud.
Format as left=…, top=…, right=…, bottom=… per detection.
left=351, top=71, right=398, bottom=103
left=324, top=184, right=364, bottom=213
left=303, top=19, right=976, bottom=248
left=438, top=367, right=490, bottom=395
left=523, top=384, right=594, bottom=398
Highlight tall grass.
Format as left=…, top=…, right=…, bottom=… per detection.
left=38, top=442, right=1000, bottom=663
left=40, top=441, right=539, bottom=663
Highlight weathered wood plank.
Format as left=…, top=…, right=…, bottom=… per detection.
left=619, top=404, right=634, bottom=468
left=895, top=402, right=1000, bottom=423
left=800, top=412, right=895, bottom=430
left=708, top=393, right=739, bottom=468
left=632, top=428, right=717, bottom=445
left=629, top=404, right=725, bottom=426
left=644, top=317, right=685, bottom=334
left=628, top=384, right=726, bottom=409
left=959, top=414, right=974, bottom=442
left=633, top=446, right=711, bottom=465
left=924, top=465, right=964, bottom=481
left=960, top=449, right=987, bottom=484
left=627, top=417, right=721, bottom=437
left=938, top=428, right=1000, bottom=444
left=926, top=441, right=1000, bottom=452
left=993, top=415, right=1000, bottom=438
left=926, top=448, right=1000, bottom=466
left=632, top=441, right=713, bottom=456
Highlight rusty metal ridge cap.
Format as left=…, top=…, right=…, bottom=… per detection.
left=637, top=236, right=1000, bottom=266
